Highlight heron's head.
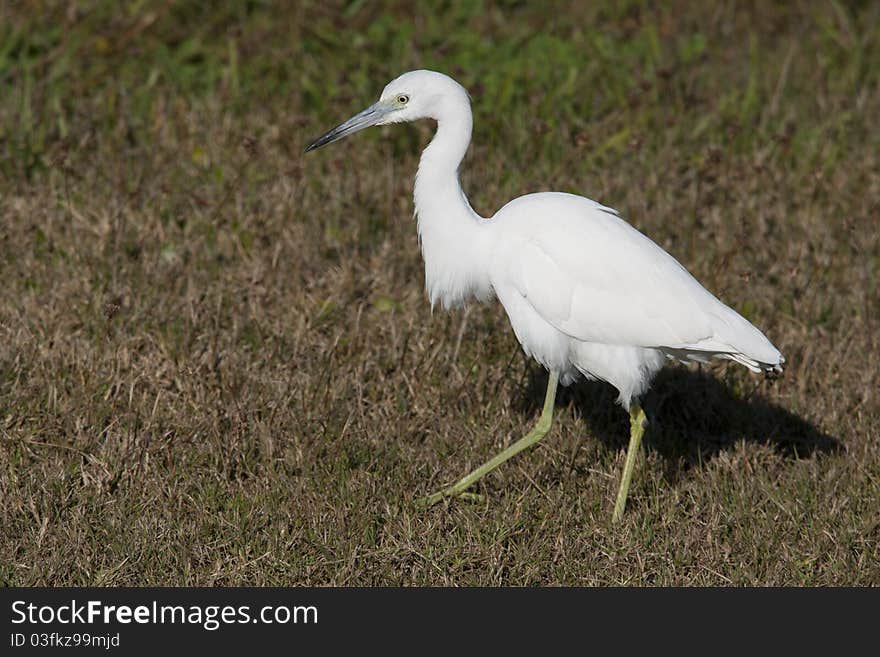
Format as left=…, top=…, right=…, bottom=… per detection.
left=304, top=70, right=469, bottom=152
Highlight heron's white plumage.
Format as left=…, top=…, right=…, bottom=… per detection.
left=320, top=69, right=785, bottom=410
left=373, top=69, right=785, bottom=409
left=486, top=192, right=782, bottom=404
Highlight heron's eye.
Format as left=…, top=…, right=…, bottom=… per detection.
left=397, top=94, right=409, bottom=104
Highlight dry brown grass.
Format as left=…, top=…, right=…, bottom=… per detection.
left=1, top=1, right=878, bottom=585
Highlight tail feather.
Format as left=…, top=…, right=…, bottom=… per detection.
left=662, top=337, right=785, bottom=374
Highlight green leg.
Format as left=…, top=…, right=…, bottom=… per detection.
left=612, top=401, right=648, bottom=523
left=419, top=370, right=560, bottom=507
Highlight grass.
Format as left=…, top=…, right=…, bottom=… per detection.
left=1, top=0, right=878, bottom=585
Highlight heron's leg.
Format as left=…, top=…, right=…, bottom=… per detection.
left=611, top=401, right=648, bottom=523
left=419, top=370, right=560, bottom=507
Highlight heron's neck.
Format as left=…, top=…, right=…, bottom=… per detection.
left=414, top=110, right=492, bottom=309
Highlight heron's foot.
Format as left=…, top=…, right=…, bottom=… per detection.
left=416, top=487, right=486, bottom=508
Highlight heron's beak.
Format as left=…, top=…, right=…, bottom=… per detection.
left=304, top=102, right=393, bottom=153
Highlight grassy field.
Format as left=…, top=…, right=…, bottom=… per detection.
left=1, top=1, right=878, bottom=585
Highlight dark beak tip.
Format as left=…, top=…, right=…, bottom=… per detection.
left=304, top=135, right=333, bottom=153
left=303, top=138, right=324, bottom=153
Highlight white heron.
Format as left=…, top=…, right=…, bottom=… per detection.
left=305, top=70, right=784, bottom=522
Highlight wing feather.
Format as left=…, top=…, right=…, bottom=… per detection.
left=490, top=192, right=780, bottom=365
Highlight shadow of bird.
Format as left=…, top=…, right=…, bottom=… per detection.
left=515, top=364, right=840, bottom=484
